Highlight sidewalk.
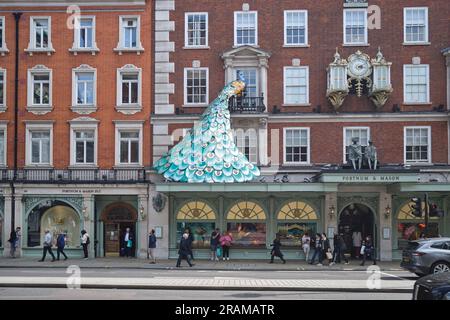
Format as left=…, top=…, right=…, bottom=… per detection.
left=0, top=257, right=404, bottom=272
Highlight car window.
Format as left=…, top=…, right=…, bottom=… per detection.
left=444, top=242, right=450, bottom=250
left=430, top=242, right=445, bottom=249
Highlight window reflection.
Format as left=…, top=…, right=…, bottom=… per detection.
left=226, top=223, right=266, bottom=247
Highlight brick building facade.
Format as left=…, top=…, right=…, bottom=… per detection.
left=151, top=0, right=450, bottom=261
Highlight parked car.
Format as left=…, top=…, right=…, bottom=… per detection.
left=401, top=237, right=450, bottom=276
left=412, top=272, right=450, bottom=300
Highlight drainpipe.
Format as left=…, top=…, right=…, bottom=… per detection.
left=10, top=12, right=22, bottom=233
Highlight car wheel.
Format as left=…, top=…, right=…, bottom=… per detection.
left=431, top=262, right=450, bottom=274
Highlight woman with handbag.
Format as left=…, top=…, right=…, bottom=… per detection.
left=322, top=233, right=332, bottom=266
left=219, top=231, right=233, bottom=261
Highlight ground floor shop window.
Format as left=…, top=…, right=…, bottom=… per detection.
left=397, top=222, right=439, bottom=250
left=27, top=200, right=80, bottom=247
left=226, top=222, right=266, bottom=248
left=0, top=214, right=2, bottom=247
left=277, top=223, right=317, bottom=247
left=176, top=222, right=215, bottom=249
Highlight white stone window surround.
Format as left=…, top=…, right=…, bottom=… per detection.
left=69, top=118, right=99, bottom=167
left=116, top=64, right=142, bottom=115
left=343, top=8, right=368, bottom=46
left=114, top=15, right=144, bottom=55
left=283, top=10, right=309, bottom=47
left=403, top=7, right=429, bottom=45
left=403, top=64, right=431, bottom=105
left=343, top=126, right=370, bottom=164
left=183, top=67, right=209, bottom=107
left=25, top=121, right=54, bottom=167
left=71, top=64, right=97, bottom=115
left=25, top=16, right=55, bottom=56
left=114, top=120, right=144, bottom=167
left=235, top=127, right=258, bottom=164
left=283, top=66, right=310, bottom=106
left=234, top=11, right=258, bottom=47
left=0, top=122, right=7, bottom=167
left=69, top=16, right=100, bottom=55
left=27, top=65, right=53, bottom=115
left=283, top=127, right=311, bottom=165
left=0, top=16, right=9, bottom=55
left=184, top=12, right=209, bottom=49
left=403, top=126, right=432, bottom=164
left=0, top=68, right=6, bottom=112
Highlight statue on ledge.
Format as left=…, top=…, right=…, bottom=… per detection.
left=366, top=140, right=378, bottom=170
left=348, top=137, right=362, bottom=170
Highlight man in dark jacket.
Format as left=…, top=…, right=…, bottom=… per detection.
left=148, top=229, right=157, bottom=264
left=270, top=233, right=286, bottom=264
left=8, top=227, right=21, bottom=258
left=176, top=233, right=194, bottom=267
left=360, top=236, right=376, bottom=266
left=123, top=228, right=134, bottom=258
left=56, top=233, right=68, bottom=261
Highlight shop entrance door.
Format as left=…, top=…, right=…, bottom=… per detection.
left=105, top=223, right=120, bottom=257
left=338, top=203, right=375, bottom=260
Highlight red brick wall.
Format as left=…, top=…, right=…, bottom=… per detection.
left=0, top=3, right=152, bottom=169
left=171, top=0, right=448, bottom=113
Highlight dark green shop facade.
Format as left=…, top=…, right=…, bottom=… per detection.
left=157, top=172, right=450, bottom=261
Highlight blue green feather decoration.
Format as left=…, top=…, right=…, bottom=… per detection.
left=154, top=78, right=260, bottom=183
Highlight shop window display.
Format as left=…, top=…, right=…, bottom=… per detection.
left=27, top=200, right=80, bottom=247
left=176, top=222, right=215, bottom=249
left=277, top=223, right=317, bottom=247
left=397, top=222, right=439, bottom=250
left=226, top=222, right=266, bottom=248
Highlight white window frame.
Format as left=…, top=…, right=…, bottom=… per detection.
left=0, top=16, right=8, bottom=54
left=184, top=12, right=209, bottom=48
left=403, top=64, right=430, bottom=104
left=403, top=126, right=432, bottom=164
left=283, top=10, right=308, bottom=47
left=25, top=122, right=53, bottom=167
left=0, top=68, right=6, bottom=111
left=72, top=64, right=97, bottom=111
left=27, top=65, right=53, bottom=113
left=283, top=127, right=310, bottom=165
left=114, top=15, right=144, bottom=54
left=343, top=9, right=368, bottom=45
left=403, top=7, right=429, bottom=45
left=343, top=127, right=371, bottom=164
left=69, top=16, right=99, bottom=55
left=283, top=66, right=309, bottom=105
left=0, top=123, right=7, bottom=167
left=234, top=11, right=258, bottom=47
left=116, top=64, right=142, bottom=113
left=235, top=128, right=258, bottom=164
left=25, top=16, right=55, bottom=54
left=184, top=67, right=209, bottom=106
left=114, top=121, right=144, bottom=167
left=69, top=121, right=98, bottom=167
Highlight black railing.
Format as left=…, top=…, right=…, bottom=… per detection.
left=0, top=168, right=147, bottom=183
left=229, top=95, right=266, bottom=113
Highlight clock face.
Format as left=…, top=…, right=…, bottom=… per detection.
left=348, top=58, right=371, bottom=78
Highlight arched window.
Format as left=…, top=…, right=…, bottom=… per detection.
left=226, top=201, right=266, bottom=248
left=27, top=200, right=80, bottom=248
left=277, top=201, right=318, bottom=247
left=176, top=201, right=216, bottom=249
left=396, top=201, right=439, bottom=250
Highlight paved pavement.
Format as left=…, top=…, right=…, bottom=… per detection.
left=0, top=257, right=405, bottom=272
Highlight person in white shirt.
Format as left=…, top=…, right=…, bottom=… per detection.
left=352, top=231, right=362, bottom=259
left=301, top=233, right=311, bottom=262
left=81, top=229, right=89, bottom=259
left=39, top=230, right=55, bottom=262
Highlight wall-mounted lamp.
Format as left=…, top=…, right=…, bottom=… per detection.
left=140, top=204, right=146, bottom=220
left=384, top=205, right=391, bottom=219
left=329, top=205, right=336, bottom=219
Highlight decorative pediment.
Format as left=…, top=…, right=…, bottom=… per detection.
left=221, top=45, right=271, bottom=59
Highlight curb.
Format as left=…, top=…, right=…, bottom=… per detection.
left=0, top=283, right=413, bottom=294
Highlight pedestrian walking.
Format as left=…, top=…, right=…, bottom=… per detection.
left=123, top=227, right=134, bottom=258
left=81, top=229, right=90, bottom=259
left=39, top=230, right=55, bottom=262
left=219, top=231, right=233, bottom=261
left=322, top=233, right=332, bottom=266
left=301, top=232, right=311, bottom=262
left=184, top=227, right=195, bottom=260
left=176, top=233, right=194, bottom=267
left=309, top=233, right=322, bottom=265
left=270, top=234, right=286, bottom=264
left=148, top=229, right=157, bottom=264
left=330, top=234, right=349, bottom=265
left=56, top=233, right=68, bottom=261
left=210, top=228, right=220, bottom=261
left=8, top=227, right=21, bottom=258
left=360, top=236, right=376, bottom=266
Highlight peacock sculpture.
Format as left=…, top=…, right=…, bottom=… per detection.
left=154, top=75, right=260, bottom=183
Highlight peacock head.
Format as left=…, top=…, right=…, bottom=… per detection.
left=220, top=72, right=246, bottom=99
